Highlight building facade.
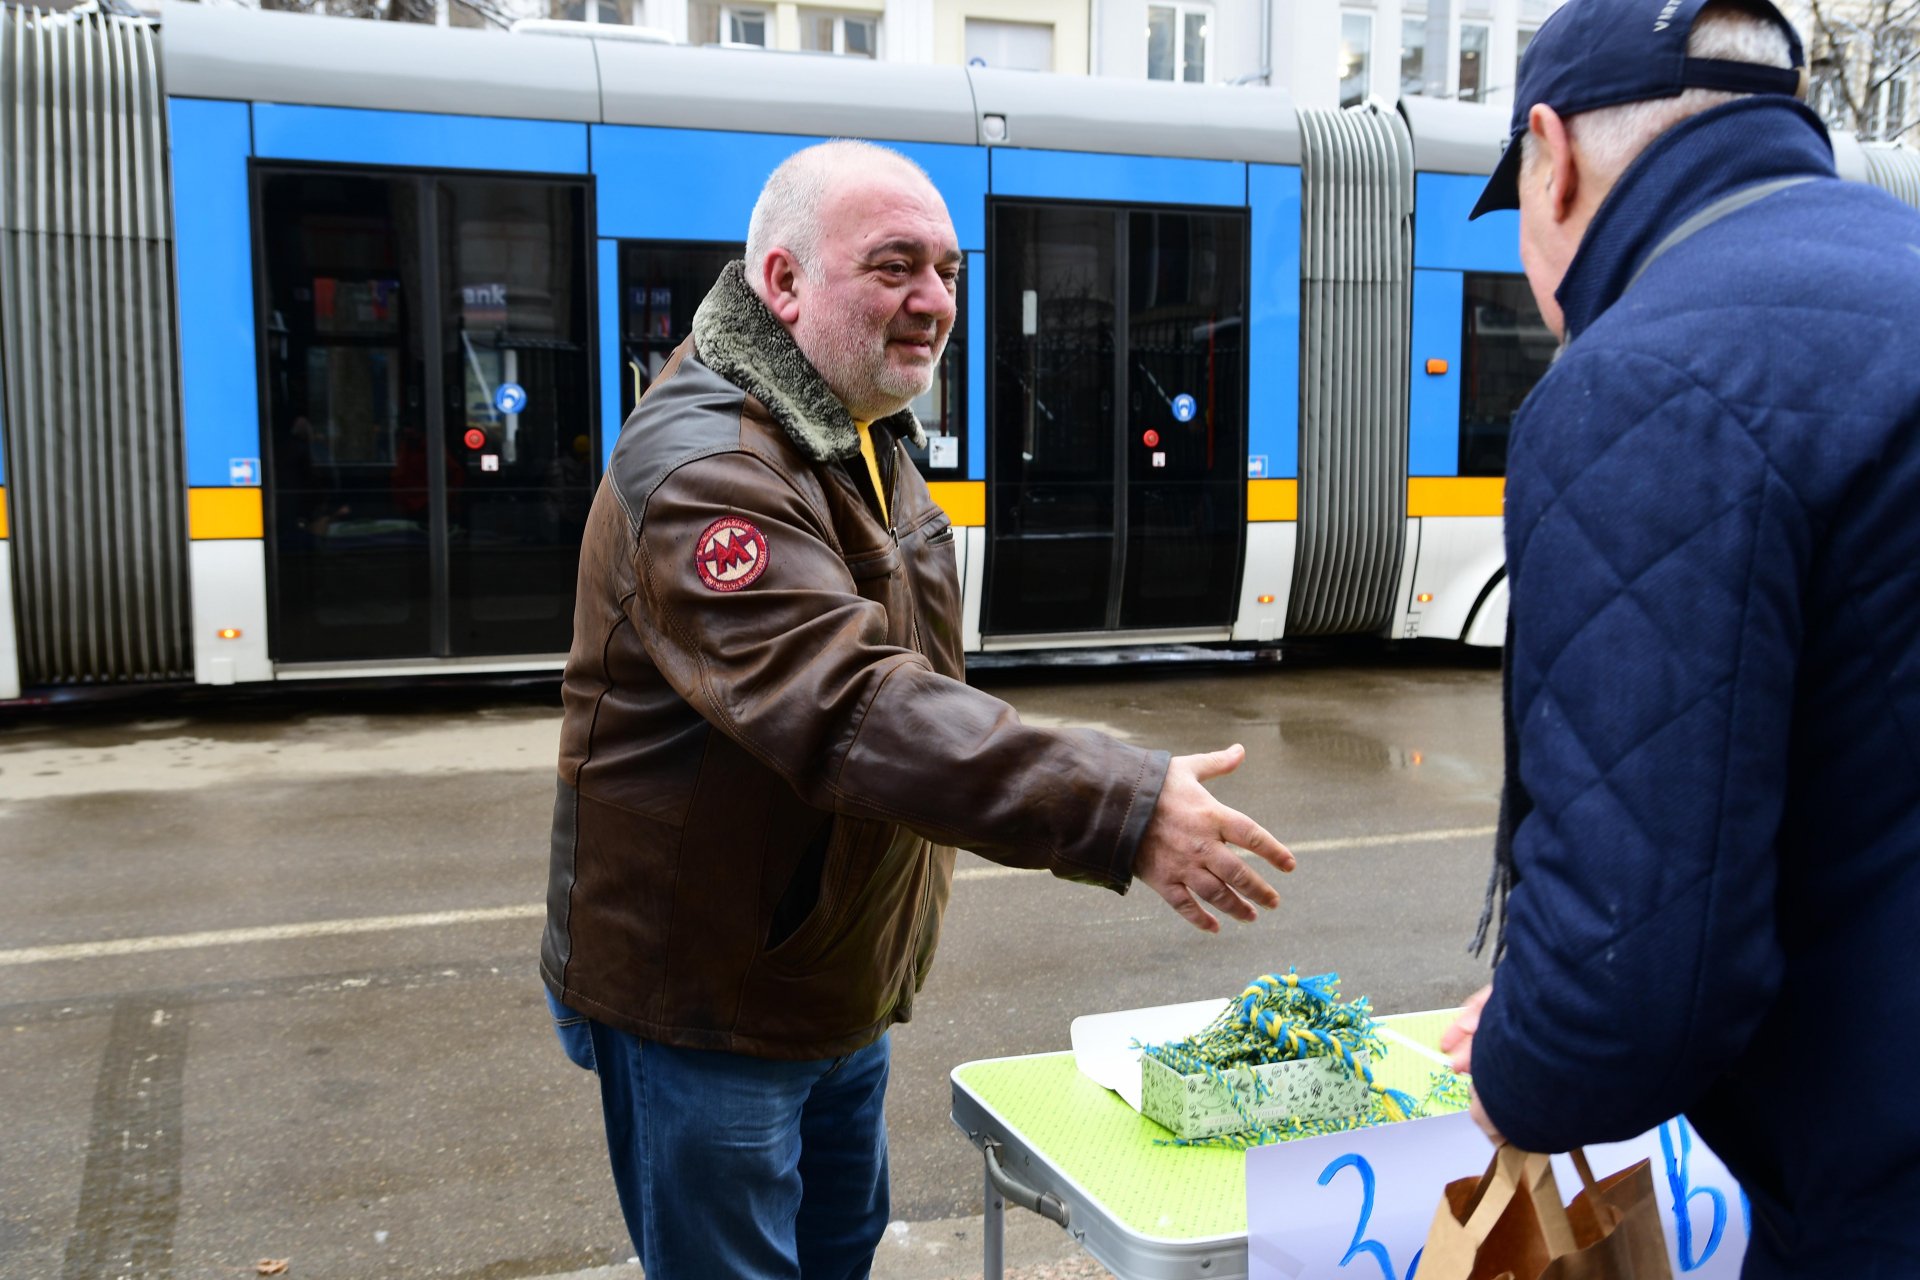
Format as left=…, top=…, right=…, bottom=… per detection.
left=1778, top=0, right=1920, bottom=142
left=223, top=0, right=1917, bottom=137
left=233, top=0, right=1563, bottom=106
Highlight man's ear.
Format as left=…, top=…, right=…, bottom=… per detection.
left=1529, top=103, right=1579, bottom=223
left=759, top=249, right=804, bottom=325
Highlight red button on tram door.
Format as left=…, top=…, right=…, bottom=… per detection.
left=1141, top=429, right=1161, bottom=449
left=463, top=428, right=487, bottom=450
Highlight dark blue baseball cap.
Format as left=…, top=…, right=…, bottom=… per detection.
left=1469, top=0, right=1807, bottom=219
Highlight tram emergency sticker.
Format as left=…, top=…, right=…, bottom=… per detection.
left=695, top=517, right=770, bottom=593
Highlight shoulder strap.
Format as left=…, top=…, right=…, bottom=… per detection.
left=1624, top=175, right=1817, bottom=295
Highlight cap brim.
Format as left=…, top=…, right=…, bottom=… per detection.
left=1469, top=136, right=1524, bottom=220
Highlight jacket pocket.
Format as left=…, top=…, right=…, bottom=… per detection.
left=761, top=817, right=879, bottom=971
left=844, top=543, right=903, bottom=582
left=766, top=817, right=831, bottom=951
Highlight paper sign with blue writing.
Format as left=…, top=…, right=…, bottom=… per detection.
left=1247, top=1090, right=1747, bottom=1278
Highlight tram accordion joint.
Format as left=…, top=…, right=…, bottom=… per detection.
left=1136, top=969, right=1468, bottom=1149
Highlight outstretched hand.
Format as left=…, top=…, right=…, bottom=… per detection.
left=1132, top=744, right=1295, bottom=933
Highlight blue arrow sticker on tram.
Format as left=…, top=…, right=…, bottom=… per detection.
left=494, top=382, right=529, bottom=415
left=1171, top=393, right=1197, bottom=423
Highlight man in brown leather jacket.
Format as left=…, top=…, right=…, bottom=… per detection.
left=542, top=140, right=1293, bottom=1280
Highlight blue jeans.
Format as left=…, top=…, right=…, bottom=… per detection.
left=546, top=990, right=891, bottom=1280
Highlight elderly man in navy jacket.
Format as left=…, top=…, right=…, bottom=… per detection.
left=1439, top=1, right=1920, bottom=1275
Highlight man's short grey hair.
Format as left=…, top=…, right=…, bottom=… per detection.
left=745, top=139, right=935, bottom=277
left=1521, top=0, right=1794, bottom=188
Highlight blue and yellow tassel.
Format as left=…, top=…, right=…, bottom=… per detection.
left=1138, top=969, right=1451, bottom=1150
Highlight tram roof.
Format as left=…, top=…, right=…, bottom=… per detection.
left=593, top=39, right=979, bottom=145
left=160, top=1, right=603, bottom=124
left=1399, top=96, right=1507, bottom=176
left=159, top=2, right=1299, bottom=162
left=968, top=67, right=1297, bottom=165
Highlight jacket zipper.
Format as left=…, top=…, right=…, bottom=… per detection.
left=881, top=440, right=927, bottom=659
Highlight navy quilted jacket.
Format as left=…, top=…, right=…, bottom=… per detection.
left=1471, top=97, right=1920, bottom=1277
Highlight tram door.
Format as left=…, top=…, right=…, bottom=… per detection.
left=987, top=203, right=1247, bottom=636
left=258, top=170, right=592, bottom=664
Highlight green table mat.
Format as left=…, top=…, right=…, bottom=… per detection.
left=952, top=1010, right=1457, bottom=1241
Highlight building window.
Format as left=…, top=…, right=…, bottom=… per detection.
left=552, top=0, right=633, bottom=22
left=800, top=9, right=877, bottom=57
left=965, top=18, right=1053, bottom=71
left=1458, top=22, right=1489, bottom=102
left=1401, top=17, right=1426, bottom=98
left=1516, top=25, right=1539, bottom=65
left=1340, top=11, right=1372, bottom=108
left=1147, top=3, right=1211, bottom=84
left=690, top=2, right=769, bottom=46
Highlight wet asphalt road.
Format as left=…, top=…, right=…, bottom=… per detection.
left=0, top=648, right=1503, bottom=1279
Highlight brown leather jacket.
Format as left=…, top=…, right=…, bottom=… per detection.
left=541, top=263, right=1169, bottom=1059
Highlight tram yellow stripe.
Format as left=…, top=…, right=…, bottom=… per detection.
left=926, top=476, right=1503, bottom=527
left=0, top=487, right=8, bottom=539
left=189, top=487, right=264, bottom=540
left=927, top=481, right=985, bottom=528
left=1408, top=477, right=1505, bottom=517
left=1248, top=479, right=1298, bottom=521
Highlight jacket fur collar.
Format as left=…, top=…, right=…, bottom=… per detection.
left=691, top=260, right=928, bottom=464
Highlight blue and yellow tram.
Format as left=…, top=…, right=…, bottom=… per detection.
left=1, top=2, right=1912, bottom=697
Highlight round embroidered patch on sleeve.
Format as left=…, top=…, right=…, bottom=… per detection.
left=694, top=516, right=770, bottom=592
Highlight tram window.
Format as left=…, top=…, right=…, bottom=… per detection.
left=1122, top=208, right=1246, bottom=630
left=618, top=241, right=966, bottom=479
left=259, top=172, right=433, bottom=659
left=986, top=200, right=1246, bottom=637
left=618, top=243, right=740, bottom=421
left=1459, top=273, right=1556, bottom=477
left=437, top=177, right=593, bottom=656
left=257, top=168, right=592, bottom=665
left=899, top=275, right=967, bottom=480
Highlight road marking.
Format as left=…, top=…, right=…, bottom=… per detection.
left=0, top=905, right=543, bottom=967
left=950, top=823, right=1496, bottom=881
left=0, top=826, right=1494, bottom=968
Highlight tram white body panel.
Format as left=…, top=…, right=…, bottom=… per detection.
left=0, top=554, right=19, bottom=701
left=1465, top=576, right=1508, bottom=647
left=1404, top=516, right=1506, bottom=646
left=189, top=542, right=273, bottom=686
left=1232, top=523, right=1297, bottom=644
left=959, top=527, right=984, bottom=654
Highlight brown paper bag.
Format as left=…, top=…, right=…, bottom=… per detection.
left=1416, top=1145, right=1575, bottom=1280
left=1540, top=1151, right=1672, bottom=1280
left=1414, top=1146, right=1672, bottom=1280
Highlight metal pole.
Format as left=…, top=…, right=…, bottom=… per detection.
left=983, top=1150, right=1006, bottom=1280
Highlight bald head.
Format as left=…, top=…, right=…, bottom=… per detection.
left=746, top=140, right=961, bottom=420
left=745, top=140, right=941, bottom=283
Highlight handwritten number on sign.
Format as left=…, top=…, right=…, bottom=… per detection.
left=1659, top=1117, right=1727, bottom=1271
left=1317, top=1153, right=1419, bottom=1280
